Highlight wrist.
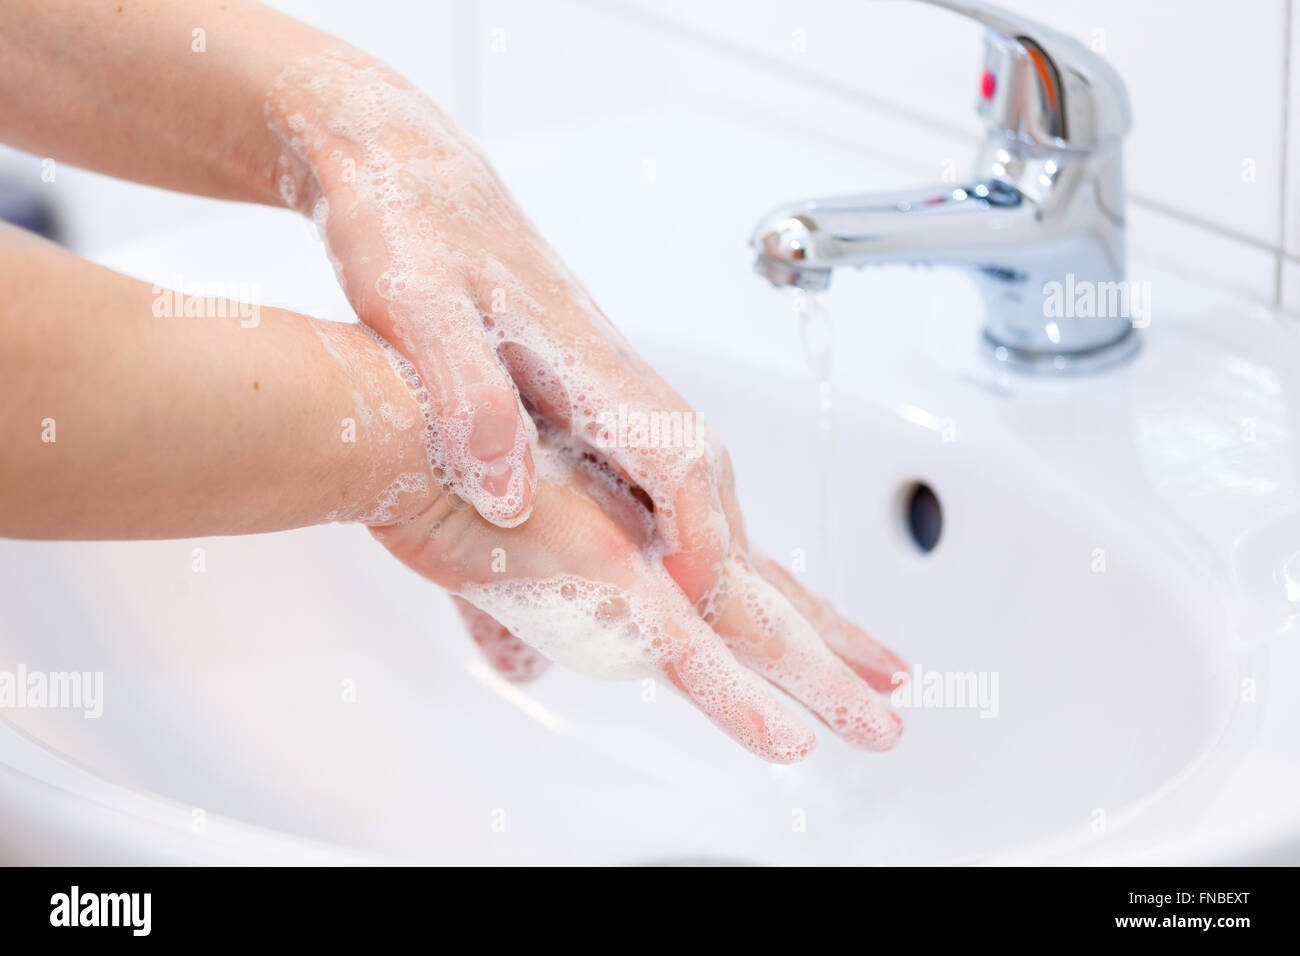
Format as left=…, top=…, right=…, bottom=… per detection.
left=179, top=4, right=351, bottom=208
left=260, top=48, right=403, bottom=214
left=318, top=320, right=440, bottom=527
left=260, top=48, right=475, bottom=215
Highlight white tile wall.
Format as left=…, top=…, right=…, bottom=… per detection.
left=265, top=0, right=464, bottom=117
left=1005, top=0, right=1287, bottom=246
left=1287, top=0, right=1300, bottom=268
left=0, top=0, right=465, bottom=255
left=614, top=0, right=987, bottom=139
left=1284, top=257, right=1300, bottom=311
left=5, top=0, right=1293, bottom=309
left=470, top=0, right=1298, bottom=310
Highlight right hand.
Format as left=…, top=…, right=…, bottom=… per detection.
left=266, top=48, right=760, bottom=611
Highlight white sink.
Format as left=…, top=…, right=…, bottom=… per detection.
left=2, top=110, right=1297, bottom=865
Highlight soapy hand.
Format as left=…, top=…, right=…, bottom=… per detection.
left=265, top=49, right=906, bottom=759
left=0, top=0, right=904, bottom=764
left=266, top=50, right=744, bottom=607
left=371, top=425, right=905, bottom=762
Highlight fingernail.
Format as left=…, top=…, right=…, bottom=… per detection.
left=469, top=396, right=519, bottom=462
left=859, top=708, right=903, bottom=752
left=481, top=458, right=512, bottom=497
left=766, top=711, right=817, bottom=763
left=662, top=549, right=720, bottom=606
left=881, top=709, right=904, bottom=748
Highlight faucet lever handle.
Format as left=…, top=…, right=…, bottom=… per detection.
left=918, top=0, right=1131, bottom=152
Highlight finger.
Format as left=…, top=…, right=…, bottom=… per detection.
left=655, top=438, right=731, bottom=606
left=317, top=201, right=537, bottom=528
left=376, top=463, right=813, bottom=763
left=656, top=614, right=816, bottom=764
left=452, top=596, right=549, bottom=684
left=494, top=314, right=731, bottom=605
left=456, top=571, right=816, bottom=763
left=709, top=558, right=903, bottom=752
left=710, top=440, right=750, bottom=557
left=751, top=551, right=908, bottom=693
left=385, top=292, right=537, bottom=528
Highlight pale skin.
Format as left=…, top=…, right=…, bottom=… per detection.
left=0, top=1, right=907, bottom=761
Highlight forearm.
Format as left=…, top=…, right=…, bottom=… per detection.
left=0, top=0, right=342, bottom=205
left=0, top=223, right=433, bottom=539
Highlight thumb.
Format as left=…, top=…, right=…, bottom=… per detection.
left=419, top=306, right=537, bottom=527
left=367, top=292, right=538, bottom=528
left=452, top=596, right=550, bottom=683
left=315, top=203, right=537, bottom=528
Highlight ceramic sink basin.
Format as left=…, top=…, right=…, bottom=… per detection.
left=1, top=111, right=1297, bottom=865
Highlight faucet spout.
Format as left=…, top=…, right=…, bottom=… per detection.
left=749, top=0, right=1139, bottom=374
left=753, top=176, right=1030, bottom=282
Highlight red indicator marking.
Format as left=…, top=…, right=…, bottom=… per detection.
left=981, top=69, right=996, bottom=99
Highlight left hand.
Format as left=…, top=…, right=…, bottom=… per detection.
left=371, top=425, right=906, bottom=761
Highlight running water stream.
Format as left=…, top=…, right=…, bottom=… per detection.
left=795, top=289, right=839, bottom=604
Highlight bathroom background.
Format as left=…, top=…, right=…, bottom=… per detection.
left=3, top=0, right=1297, bottom=867
left=0, top=0, right=1295, bottom=312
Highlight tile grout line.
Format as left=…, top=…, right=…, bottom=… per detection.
left=1277, top=0, right=1294, bottom=308
left=573, top=0, right=977, bottom=144
left=1130, top=196, right=1282, bottom=255
left=453, top=0, right=483, bottom=137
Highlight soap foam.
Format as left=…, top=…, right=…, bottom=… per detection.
left=457, top=432, right=812, bottom=761
left=460, top=564, right=812, bottom=762
left=266, top=55, right=848, bottom=757
left=268, top=50, right=535, bottom=527
left=265, top=51, right=732, bottom=552
left=455, top=598, right=549, bottom=684
left=310, top=320, right=433, bottom=525
left=460, top=575, right=661, bottom=681
left=711, top=561, right=902, bottom=751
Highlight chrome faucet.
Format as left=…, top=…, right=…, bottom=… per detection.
left=751, top=0, right=1136, bottom=373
